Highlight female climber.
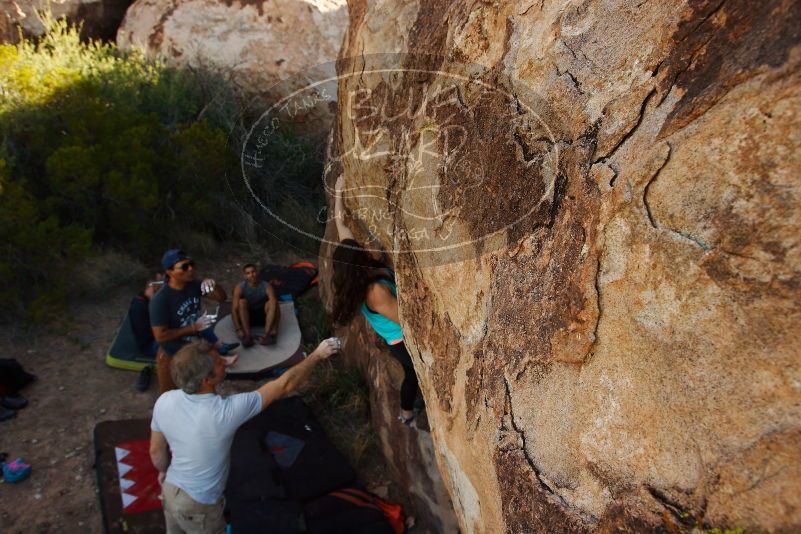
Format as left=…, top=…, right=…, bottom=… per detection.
left=330, top=174, right=422, bottom=426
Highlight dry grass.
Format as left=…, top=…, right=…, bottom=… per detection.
left=296, top=288, right=331, bottom=346
left=300, top=354, right=377, bottom=469
left=67, top=249, right=148, bottom=298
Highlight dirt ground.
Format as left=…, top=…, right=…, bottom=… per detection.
left=0, top=282, right=160, bottom=533
left=0, top=255, right=407, bottom=533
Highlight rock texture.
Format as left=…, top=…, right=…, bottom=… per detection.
left=117, top=0, right=348, bottom=134
left=319, top=0, right=801, bottom=532
left=0, top=0, right=133, bottom=43
left=319, top=131, right=460, bottom=531
left=318, top=295, right=462, bottom=533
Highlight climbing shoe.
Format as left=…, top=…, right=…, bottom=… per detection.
left=259, top=334, right=277, bottom=346
left=136, top=367, right=152, bottom=392
left=1, top=396, right=27, bottom=410
left=0, top=407, right=16, bottom=422
left=240, top=334, right=255, bottom=348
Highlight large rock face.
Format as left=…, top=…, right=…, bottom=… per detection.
left=319, top=0, right=801, bottom=532
left=117, top=0, right=348, bottom=134
left=319, top=132, right=460, bottom=532
left=0, top=0, right=133, bottom=43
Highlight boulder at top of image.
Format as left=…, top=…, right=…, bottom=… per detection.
left=117, top=0, right=349, bottom=138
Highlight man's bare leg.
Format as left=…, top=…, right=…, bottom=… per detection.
left=235, top=299, right=256, bottom=348
left=237, top=299, right=252, bottom=337
left=265, top=301, right=280, bottom=336
left=258, top=301, right=281, bottom=346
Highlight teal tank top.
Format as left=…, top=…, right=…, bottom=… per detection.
left=360, top=274, right=403, bottom=345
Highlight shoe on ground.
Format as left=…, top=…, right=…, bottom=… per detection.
left=218, top=342, right=240, bottom=356
left=240, top=334, right=254, bottom=348
left=136, top=367, right=152, bottom=392
left=0, top=406, right=17, bottom=422
left=259, top=334, right=277, bottom=346
left=1, top=396, right=27, bottom=410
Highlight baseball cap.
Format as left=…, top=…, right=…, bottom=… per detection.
left=161, top=249, right=191, bottom=270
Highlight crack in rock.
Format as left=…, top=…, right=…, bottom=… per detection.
left=594, top=88, right=657, bottom=165
left=556, top=66, right=584, bottom=95
left=588, top=257, right=602, bottom=357
left=501, top=377, right=559, bottom=497
left=642, top=143, right=712, bottom=251
left=643, top=142, right=671, bottom=229
left=646, top=485, right=700, bottom=528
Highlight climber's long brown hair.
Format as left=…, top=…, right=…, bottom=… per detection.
left=331, top=239, right=387, bottom=326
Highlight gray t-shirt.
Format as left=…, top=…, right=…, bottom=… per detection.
left=239, top=280, right=268, bottom=308
left=151, top=390, right=262, bottom=504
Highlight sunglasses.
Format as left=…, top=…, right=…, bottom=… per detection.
left=173, top=260, right=195, bottom=271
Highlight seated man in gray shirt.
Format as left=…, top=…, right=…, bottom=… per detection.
left=149, top=336, right=340, bottom=533
left=231, top=263, right=281, bottom=348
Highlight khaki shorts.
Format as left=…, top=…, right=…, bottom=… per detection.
left=161, top=482, right=226, bottom=534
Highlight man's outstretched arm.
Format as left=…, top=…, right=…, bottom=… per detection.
left=257, top=338, right=339, bottom=410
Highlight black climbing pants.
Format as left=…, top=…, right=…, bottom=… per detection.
left=387, top=342, right=420, bottom=412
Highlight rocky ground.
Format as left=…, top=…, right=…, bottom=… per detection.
left=0, top=250, right=415, bottom=533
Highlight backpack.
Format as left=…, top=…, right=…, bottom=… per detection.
left=329, top=488, right=405, bottom=534
left=260, top=262, right=319, bottom=299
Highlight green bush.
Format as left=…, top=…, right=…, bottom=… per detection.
left=0, top=17, right=241, bottom=320
left=0, top=16, right=328, bottom=321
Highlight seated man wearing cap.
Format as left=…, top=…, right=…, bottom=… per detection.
left=149, top=249, right=237, bottom=393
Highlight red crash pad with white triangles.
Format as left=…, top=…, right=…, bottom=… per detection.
left=94, top=419, right=164, bottom=533
left=114, top=440, right=161, bottom=514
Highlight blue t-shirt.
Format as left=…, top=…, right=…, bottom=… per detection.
left=151, top=390, right=262, bottom=504
left=148, top=280, right=202, bottom=355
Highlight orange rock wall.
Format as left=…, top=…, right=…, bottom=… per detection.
left=320, top=0, right=801, bottom=532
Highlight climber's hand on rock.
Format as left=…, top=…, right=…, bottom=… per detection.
left=314, top=337, right=340, bottom=359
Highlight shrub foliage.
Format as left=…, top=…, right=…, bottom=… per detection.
left=0, top=18, right=241, bottom=320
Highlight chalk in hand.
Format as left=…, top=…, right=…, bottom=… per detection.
left=201, top=279, right=215, bottom=294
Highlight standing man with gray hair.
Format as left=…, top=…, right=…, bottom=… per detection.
left=149, top=336, right=341, bottom=534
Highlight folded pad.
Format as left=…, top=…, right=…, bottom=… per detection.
left=214, top=301, right=305, bottom=378
left=227, top=397, right=356, bottom=503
